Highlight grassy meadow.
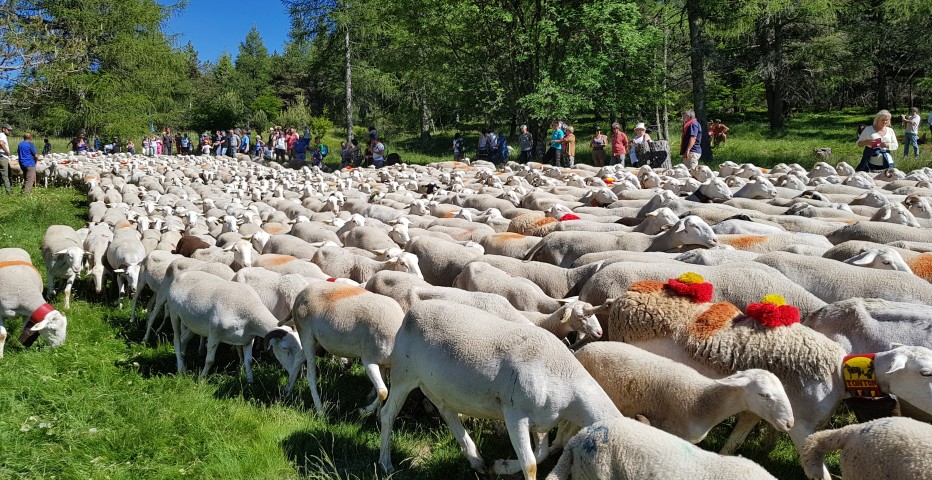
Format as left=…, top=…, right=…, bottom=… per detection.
left=0, top=111, right=906, bottom=479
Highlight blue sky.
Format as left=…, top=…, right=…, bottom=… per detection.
left=159, top=1, right=292, bottom=63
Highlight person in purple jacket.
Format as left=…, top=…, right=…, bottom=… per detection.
left=17, top=133, right=40, bottom=193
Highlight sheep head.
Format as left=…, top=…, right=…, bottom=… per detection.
left=874, top=345, right=932, bottom=416
left=844, top=248, right=913, bottom=273
left=32, top=310, right=68, bottom=348
left=719, top=369, right=794, bottom=433
left=560, top=301, right=603, bottom=339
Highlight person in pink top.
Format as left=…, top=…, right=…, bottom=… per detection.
left=286, top=128, right=298, bottom=161
left=610, top=122, right=628, bottom=165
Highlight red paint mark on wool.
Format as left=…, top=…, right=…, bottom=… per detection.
left=559, top=213, right=581, bottom=221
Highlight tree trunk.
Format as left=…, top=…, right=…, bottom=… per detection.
left=876, top=61, right=888, bottom=110
left=344, top=25, right=354, bottom=142
left=655, top=104, right=662, bottom=141
left=761, top=16, right=785, bottom=131
left=662, top=28, right=670, bottom=141
left=419, top=91, right=431, bottom=147
left=687, top=0, right=713, bottom=164
left=530, top=119, right=546, bottom=161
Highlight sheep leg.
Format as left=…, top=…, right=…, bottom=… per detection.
left=719, top=411, right=760, bottom=455
left=46, top=269, right=55, bottom=299
left=114, top=275, right=124, bottom=310
left=198, top=335, right=221, bottom=381
left=129, top=283, right=148, bottom=323
left=0, top=325, right=6, bottom=359
left=171, top=312, right=185, bottom=373
left=435, top=402, right=486, bottom=472
left=143, top=290, right=167, bottom=343
left=532, top=431, right=551, bottom=464
left=242, top=338, right=255, bottom=384
left=492, top=408, right=538, bottom=480
left=359, top=361, right=387, bottom=415
left=303, top=335, right=325, bottom=413
left=378, top=373, right=419, bottom=474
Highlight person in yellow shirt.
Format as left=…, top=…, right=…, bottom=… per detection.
left=563, top=125, right=576, bottom=167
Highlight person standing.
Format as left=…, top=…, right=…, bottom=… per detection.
left=589, top=127, right=607, bottom=167
left=901, top=108, right=920, bottom=159
left=562, top=126, right=576, bottom=167
left=225, top=130, right=234, bottom=158
left=452, top=132, right=465, bottom=162
left=546, top=121, right=565, bottom=167
left=928, top=109, right=932, bottom=137
left=476, top=128, right=490, bottom=161
left=0, top=124, right=12, bottom=194
left=240, top=130, right=250, bottom=155
left=163, top=128, right=174, bottom=156
left=286, top=128, right=298, bottom=161
left=43, top=138, right=52, bottom=155
left=518, top=125, right=533, bottom=164
left=609, top=122, right=628, bottom=165
left=371, top=137, right=386, bottom=168
left=629, top=123, right=652, bottom=166
left=680, top=109, right=702, bottom=169
left=17, top=132, right=39, bottom=194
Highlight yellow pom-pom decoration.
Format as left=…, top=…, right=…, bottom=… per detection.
left=677, top=272, right=705, bottom=285
left=761, top=294, right=787, bottom=306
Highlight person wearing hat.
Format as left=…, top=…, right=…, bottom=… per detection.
left=630, top=123, right=652, bottom=166
left=589, top=126, right=607, bottom=167
left=0, top=124, right=12, bottom=194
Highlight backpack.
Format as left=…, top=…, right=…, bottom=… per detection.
left=320, top=144, right=329, bottom=157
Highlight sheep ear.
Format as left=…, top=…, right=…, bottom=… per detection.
left=674, top=221, right=686, bottom=233
left=31, top=319, right=49, bottom=332
left=716, top=374, right=752, bottom=388
left=850, top=250, right=878, bottom=266
left=891, top=343, right=905, bottom=349
left=222, top=244, right=235, bottom=252
left=561, top=308, right=572, bottom=324
left=884, top=352, right=908, bottom=374
left=556, top=296, right=579, bottom=304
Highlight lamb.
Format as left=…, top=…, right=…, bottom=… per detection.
left=40, top=225, right=85, bottom=309
left=311, top=246, right=422, bottom=283
left=468, top=255, right=603, bottom=298
left=755, top=251, right=932, bottom=304
left=165, top=270, right=300, bottom=383
left=0, top=248, right=68, bottom=357
left=544, top=417, right=777, bottom=480
left=284, top=282, right=405, bottom=410
left=803, top=298, right=932, bottom=353
left=378, top=300, right=622, bottom=479
left=453, top=261, right=569, bottom=313
left=403, top=236, right=483, bottom=287
left=801, top=417, right=932, bottom=480
left=606, top=281, right=932, bottom=477
left=574, top=342, right=793, bottom=443
left=82, top=222, right=114, bottom=294
left=105, top=227, right=147, bottom=308
left=523, top=215, right=719, bottom=268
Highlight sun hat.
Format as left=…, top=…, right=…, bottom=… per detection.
left=635, top=122, right=646, bottom=131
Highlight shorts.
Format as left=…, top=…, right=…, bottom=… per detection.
left=683, top=152, right=701, bottom=169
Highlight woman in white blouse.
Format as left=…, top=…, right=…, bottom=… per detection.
left=855, top=110, right=898, bottom=172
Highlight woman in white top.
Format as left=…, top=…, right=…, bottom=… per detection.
left=629, top=122, right=652, bottom=166
left=856, top=110, right=898, bottom=172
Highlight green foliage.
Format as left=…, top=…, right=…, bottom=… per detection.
left=277, top=95, right=313, bottom=129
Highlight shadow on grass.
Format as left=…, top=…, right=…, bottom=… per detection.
left=282, top=427, right=386, bottom=478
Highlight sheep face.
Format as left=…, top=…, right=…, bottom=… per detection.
left=563, top=302, right=603, bottom=339
left=266, top=328, right=303, bottom=392
left=670, top=216, right=718, bottom=248
left=850, top=191, right=889, bottom=208
left=871, top=204, right=920, bottom=228
left=720, top=369, right=794, bottom=432
left=904, top=196, right=932, bottom=219
left=53, top=246, right=85, bottom=277
left=877, top=346, right=932, bottom=415
left=845, top=248, right=913, bottom=273
left=640, top=208, right=678, bottom=235
left=33, top=310, right=68, bottom=348
left=389, top=253, right=423, bottom=279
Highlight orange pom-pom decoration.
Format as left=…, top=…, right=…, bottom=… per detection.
left=604, top=177, right=615, bottom=185
left=665, top=272, right=713, bottom=303
left=746, top=294, right=800, bottom=328
left=559, top=213, right=581, bottom=221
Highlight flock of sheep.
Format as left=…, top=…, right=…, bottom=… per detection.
left=2, top=150, right=932, bottom=480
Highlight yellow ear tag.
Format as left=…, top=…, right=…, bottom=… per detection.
left=561, top=308, right=572, bottom=324
left=677, top=272, right=705, bottom=285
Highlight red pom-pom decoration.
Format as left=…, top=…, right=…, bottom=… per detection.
left=559, top=213, right=581, bottom=221
left=746, top=302, right=800, bottom=328
left=665, top=278, right=714, bottom=303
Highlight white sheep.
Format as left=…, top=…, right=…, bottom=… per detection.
left=801, top=417, right=932, bottom=480
left=82, top=222, right=114, bottom=294
left=574, top=342, right=793, bottom=443
left=165, top=270, right=300, bottom=383
left=843, top=247, right=913, bottom=272
left=40, top=225, right=85, bottom=309
left=0, top=248, right=68, bottom=357
left=379, top=300, right=621, bottom=479
left=106, top=227, right=147, bottom=308
left=544, top=417, right=777, bottom=480
left=284, top=282, right=405, bottom=410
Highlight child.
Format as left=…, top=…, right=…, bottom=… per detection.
left=43, top=138, right=52, bottom=155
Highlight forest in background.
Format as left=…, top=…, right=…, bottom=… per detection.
left=2, top=0, right=931, bottom=154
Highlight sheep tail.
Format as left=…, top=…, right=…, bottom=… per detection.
left=543, top=447, right=572, bottom=480
left=800, top=427, right=851, bottom=480
left=277, top=309, right=294, bottom=327
left=522, top=237, right=546, bottom=262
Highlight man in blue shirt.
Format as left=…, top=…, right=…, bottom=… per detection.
left=239, top=130, right=250, bottom=154
left=17, top=132, right=40, bottom=193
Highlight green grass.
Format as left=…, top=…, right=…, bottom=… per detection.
left=0, top=185, right=849, bottom=478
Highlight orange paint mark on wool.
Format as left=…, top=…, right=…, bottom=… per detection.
left=264, top=224, right=285, bottom=234
left=907, top=254, right=932, bottom=281
left=325, top=285, right=367, bottom=303
left=264, top=255, right=296, bottom=266
left=721, top=235, right=767, bottom=250
left=0, top=260, right=39, bottom=274
left=533, top=217, right=558, bottom=228
left=628, top=280, right=665, bottom=294
left=443, top=212, right=456, bottom=218
left=495, top=232, right=527, bottom=242
left=688, top=302, right=740, bottom=340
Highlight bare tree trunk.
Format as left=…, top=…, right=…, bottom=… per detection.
left=687, top=0, right=713, bottom=164
left=876, top=61, right=888, bottom=110
left=761, top=16, right=786, bottom=131
left=662, top=28, right=670, bottom=141
left=345, top=24, right=354, bottom=142
left=419, top=91, right=431, bottom=147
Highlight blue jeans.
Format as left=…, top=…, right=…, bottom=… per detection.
left=904, top=132, right=919, bottom=157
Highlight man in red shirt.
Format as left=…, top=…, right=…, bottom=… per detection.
left=610, top=122, right=628, bottom=165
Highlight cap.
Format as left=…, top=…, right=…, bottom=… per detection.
left=635, top=122, right=646, bottom=130
left=595, top=126, right=602, bottom=131
left=1, top=124, right=11, bottom=130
